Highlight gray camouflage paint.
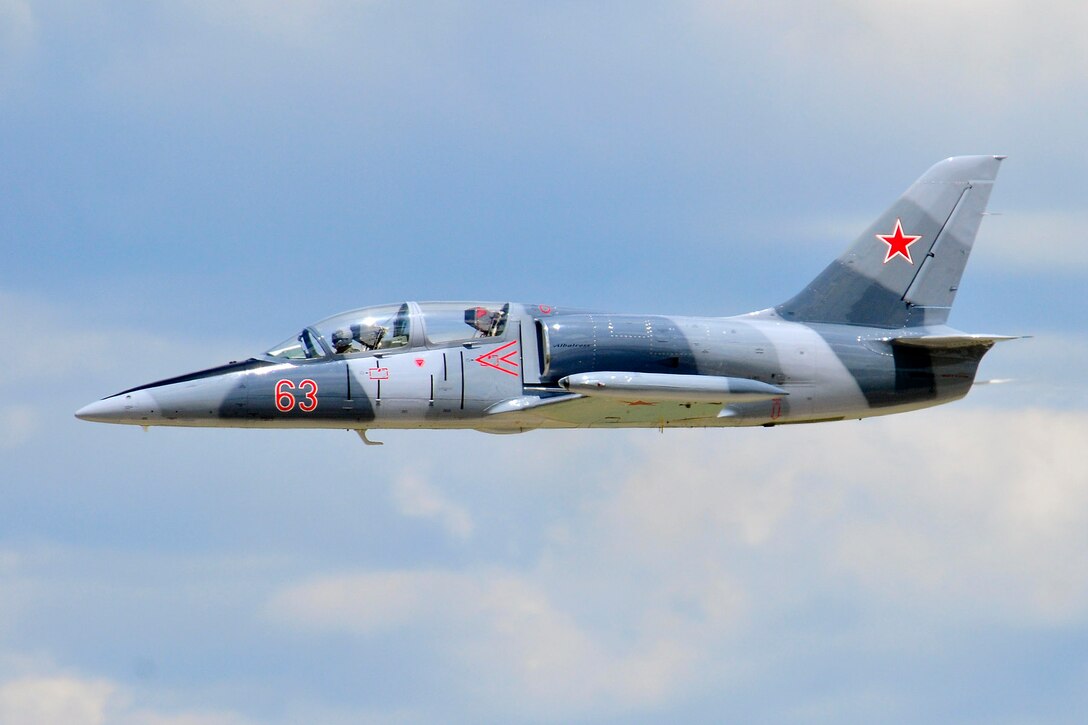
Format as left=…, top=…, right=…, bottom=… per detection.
left=75, top=156, right=1010, bottom=435
left=777, top=155, right=1000, bottom=327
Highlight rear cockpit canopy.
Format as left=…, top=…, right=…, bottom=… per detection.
left=265, top=302, right=510, bottom=360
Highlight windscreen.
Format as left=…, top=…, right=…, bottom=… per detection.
left=266, top=303, right=414, bottom=358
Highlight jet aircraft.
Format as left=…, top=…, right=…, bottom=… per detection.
left=76, top=156, right=1016, bottom=444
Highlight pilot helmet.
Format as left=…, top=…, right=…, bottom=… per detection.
left=353, top=322, right=385, bottom=349
left=331, top=329, right=353, bottom=350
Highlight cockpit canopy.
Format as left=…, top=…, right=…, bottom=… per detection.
left=265, top=302, right=510, bottom=360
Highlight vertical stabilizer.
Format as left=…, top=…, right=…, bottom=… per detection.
left=776, top=156, right=1003, bottom=328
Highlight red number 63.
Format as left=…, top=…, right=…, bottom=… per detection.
left=275, top=379, right=319, bottom=412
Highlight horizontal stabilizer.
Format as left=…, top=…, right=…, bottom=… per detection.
left=888, top=334, right=1020, bottom=350
left=558, top=372, right=787, bottom=403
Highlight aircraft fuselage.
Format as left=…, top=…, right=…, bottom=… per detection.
left=75, top=302, right=990, bottom=433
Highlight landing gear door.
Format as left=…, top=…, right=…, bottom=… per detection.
left=460, top=321, right=523, bottom=413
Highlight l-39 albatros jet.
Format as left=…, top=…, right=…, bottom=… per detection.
left=77, top=156, right=1017, bottom=444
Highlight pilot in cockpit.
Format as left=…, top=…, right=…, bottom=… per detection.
left=333, top=322, right=392, bottom=355
left=332, top=329, right=359, bottom=355
left=466, top=306, right=505, bottom=337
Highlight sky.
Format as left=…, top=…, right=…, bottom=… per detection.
left=2, top=1, right=1088, bottom=722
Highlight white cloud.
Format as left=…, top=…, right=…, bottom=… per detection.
left=266, top=408, right=1088, bottom=715
left=389, top=470, right=474, bottom=539
left=0, top=674, right=258, bottom=725
left=695, top=0, right=1088, bottom=104
left=0, top=676, right=114, bottom=725
left=266, top=570, right=468, bottom=635
left=266, top=568, right=705, bottom=714
left=836, top=0, right=1088, bottom=97
left=596, top=409, right=1088, bottom=625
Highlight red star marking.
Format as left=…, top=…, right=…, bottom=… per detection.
left=876, top=218, right=922, bottom=264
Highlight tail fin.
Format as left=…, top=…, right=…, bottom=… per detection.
left=776, top=155, right=1004, bottom=328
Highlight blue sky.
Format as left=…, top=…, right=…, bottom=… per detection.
left=2, top=2, right=1087, bottom=723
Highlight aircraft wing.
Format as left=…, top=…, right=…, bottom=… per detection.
left=486, top=373, right=787, bottom=427
left=487, top=394, right=723, bottom=427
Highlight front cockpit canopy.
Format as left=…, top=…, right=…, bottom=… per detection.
left=265, top=302, right=509, bottom=360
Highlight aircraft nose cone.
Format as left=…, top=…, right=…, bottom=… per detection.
left=75, top=398, right=120, bottom=422
left=75, top=390, right=157, bottom=424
